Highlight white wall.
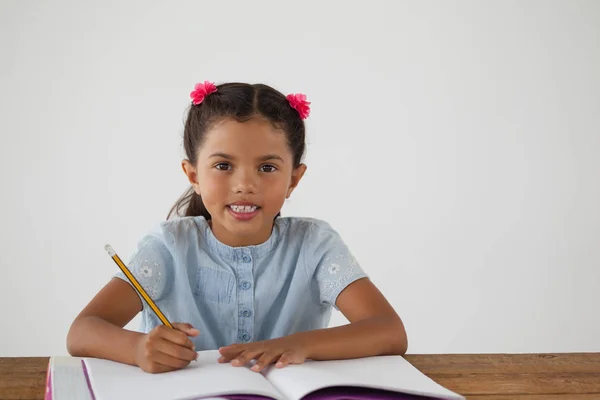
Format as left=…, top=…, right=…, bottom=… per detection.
left=1, top=0, right=599, bottom=357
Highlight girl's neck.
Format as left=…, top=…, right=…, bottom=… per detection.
left=208, top=219, right=274, bottom=248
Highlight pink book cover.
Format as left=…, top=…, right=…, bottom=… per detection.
left=44, top=359, right=52, bottom=400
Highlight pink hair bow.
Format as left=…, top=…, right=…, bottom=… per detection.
left=190, top=81, right=218, bottom=105
left=286, top=93, right=311, bottom=119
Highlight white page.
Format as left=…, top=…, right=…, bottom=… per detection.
left=264, top=355, right=465, bottom=400
left=84, top=350, right=285, bottom=400
left=51, top=356, right=93, bottom=400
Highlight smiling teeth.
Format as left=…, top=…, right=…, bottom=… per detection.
left=230, top=205, right=258, bottom=213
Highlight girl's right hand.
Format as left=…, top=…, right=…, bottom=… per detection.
left=134, top=322, right=200, bottom=373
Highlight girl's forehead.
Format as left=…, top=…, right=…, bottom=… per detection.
left=200, top=118, right=290, bottom=157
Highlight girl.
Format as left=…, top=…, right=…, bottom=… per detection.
left=67, top=82, right=408, bottom=374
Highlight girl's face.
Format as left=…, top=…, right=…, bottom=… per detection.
left=183, top=117, right=306, bottom=247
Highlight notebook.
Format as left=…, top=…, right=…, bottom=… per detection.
left=68, top=350, right=465, bottom=400
left=45, top=356, right=94, bottom=400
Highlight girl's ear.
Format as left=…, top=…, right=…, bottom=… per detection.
left=182, top=160, right=201, bottom=194
left=286, top=163, right=307, bottom=199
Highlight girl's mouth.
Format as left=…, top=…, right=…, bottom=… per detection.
left=229, top=204, right=259, bottom=213
left=227, top=204, right=261, bottom=221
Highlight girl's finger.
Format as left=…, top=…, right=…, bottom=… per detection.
left=218, top=345, right=245, bottom=362
left=276, top=351, right=295, bottom=368
left=155, top=338, right=198, bottom=362
left=159, top=325, right=195, bottom=350
left=251, top=350, right=280, bottom=372
left=172, top=322, right=200, bottom=337
left=152, top=351, right=192, bottom=370
left=232, top=349, right=263, bottom=367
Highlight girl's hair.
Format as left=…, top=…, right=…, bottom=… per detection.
left=167, top=82, right=306, bottom=220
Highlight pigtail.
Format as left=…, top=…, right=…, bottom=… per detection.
left=167, top=187, right=211, bottom=220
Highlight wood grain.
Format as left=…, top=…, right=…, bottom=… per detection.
left=404, top=353, right=600, bottom=398
left=0, top=353, right=599, bottom=400
left=0, top=358, right=47, bottom=400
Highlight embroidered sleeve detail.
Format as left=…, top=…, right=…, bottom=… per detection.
left=309, top=220, right=368, bottom=309
left=114, top=232, right=173, bottom=307
left=128, top=257, right=167, bottom=299
left=316, top=251, right=367, bottom=307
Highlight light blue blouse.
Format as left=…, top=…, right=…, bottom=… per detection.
left=116, top=216, right=367, bottom=350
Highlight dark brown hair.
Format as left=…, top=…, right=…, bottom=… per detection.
left=167, top=82, right=307, bottom=220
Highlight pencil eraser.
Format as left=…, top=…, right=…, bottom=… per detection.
left=104, top=244, right=116, bottom=257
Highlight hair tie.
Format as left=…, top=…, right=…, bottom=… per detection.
left=190, top=81, right=218, bottom=105
left=286, top=93, right=311, bottom=119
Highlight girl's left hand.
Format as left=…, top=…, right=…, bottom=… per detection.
left=218, top=336, right=307, bottom=372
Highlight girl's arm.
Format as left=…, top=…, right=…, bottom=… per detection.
left=295, top=277, right=408, bottom=359
left=67, top=278, right=198, bottom=373
left=66, top=278, right=146, bottom=365
left=218, top=278, right=408, bottom=371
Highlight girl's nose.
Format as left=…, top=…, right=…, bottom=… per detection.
left=232, top=170, right=258, bottom=194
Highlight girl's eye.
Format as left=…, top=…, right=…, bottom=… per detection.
left=215, top=163, right=231, bottom=171
left=259, top=164, right=277, bottom=173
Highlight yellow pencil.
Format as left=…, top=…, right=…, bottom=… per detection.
left=104, top=244, right=174, bottom=329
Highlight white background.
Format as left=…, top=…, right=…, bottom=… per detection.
left=1, top=0, right=599, bottom=357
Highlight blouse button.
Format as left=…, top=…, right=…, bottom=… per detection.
left=240, top=309, right=252, bottom=318
left=239, top=331, right=251, bottom=342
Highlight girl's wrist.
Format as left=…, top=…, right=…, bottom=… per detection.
left=286, top=331, right=314, bottom=360
left=127, top=331, right=146, bottom=367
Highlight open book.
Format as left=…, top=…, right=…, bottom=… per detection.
left=81, top=350, right=464, bottom=400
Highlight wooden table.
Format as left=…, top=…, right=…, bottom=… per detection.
left=1, top=353, right=599, bottom=399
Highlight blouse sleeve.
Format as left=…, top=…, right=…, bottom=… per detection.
left=114, top=224, right=175, bottom=311
left=307, top=220, right=368, bottom=309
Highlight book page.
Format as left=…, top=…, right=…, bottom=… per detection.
left=51, top=356, right=94, bottom=400
left=84, top=350, right=286, bottom=400
left=264, top=355, right=464, bottom=400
